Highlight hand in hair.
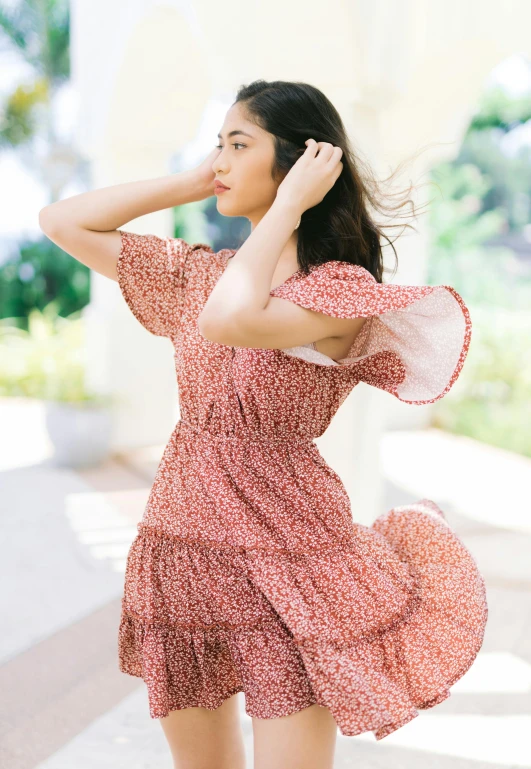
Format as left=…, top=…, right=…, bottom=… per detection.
left=276, top=138, right=343, bottom=214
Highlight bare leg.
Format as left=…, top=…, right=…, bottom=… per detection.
left=159, top=692, right=247, bottom=769
left=252, top=703, right=337, bottom=769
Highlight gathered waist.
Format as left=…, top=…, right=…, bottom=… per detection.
left=176, top=418, right=315, bottom=447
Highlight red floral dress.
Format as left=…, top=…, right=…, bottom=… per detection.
left=116, top=230, right=488, bottom=741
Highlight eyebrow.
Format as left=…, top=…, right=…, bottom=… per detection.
left=217, top=129, right=255, bottom=139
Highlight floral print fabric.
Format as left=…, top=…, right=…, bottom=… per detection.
left=270, top=261, right=472, bottom=404
left=116, top=230, right=488, bottom=740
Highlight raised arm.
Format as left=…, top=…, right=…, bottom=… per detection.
left=197, top=138, right=353, bottom=350
left=38, top=149, right=219, bottom=281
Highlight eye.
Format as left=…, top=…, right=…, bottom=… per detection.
left=215, top=143, right=246, bottom=150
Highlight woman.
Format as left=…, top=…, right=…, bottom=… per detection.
left=40, top=79, right=488, bottom=769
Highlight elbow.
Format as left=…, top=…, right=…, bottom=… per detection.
left=198, top=305, right=266, bottom=347
left=197, top=312, right=229, bottom=345
left=197, top=310, right=242, bottom=346
left=39, top=206, right=59, bottom=235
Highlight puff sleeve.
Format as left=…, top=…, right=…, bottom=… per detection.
left=270, top=261, right=472, bottom=405
left=116, top=230, right=212, bottom=338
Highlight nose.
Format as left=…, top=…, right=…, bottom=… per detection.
left=212, top=148, right=229, bottom=175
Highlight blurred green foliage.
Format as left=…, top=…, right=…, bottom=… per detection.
left=0, top=0, right=86, bottom=327
left=467, top=85, right=531, bottom=132
left=427, top=161, right=531, bottom=309
left=426, top=84, right=531, bottom=456
left=432, top=307, right=531, bottom=457
left=0, top=236, right=90, bottom=326
left=0, top=302, right=115, bottom=405
left=0, top=0, right=70, bottom=150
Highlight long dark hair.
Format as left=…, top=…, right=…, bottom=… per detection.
left=234, top=79, right=433, bottom=284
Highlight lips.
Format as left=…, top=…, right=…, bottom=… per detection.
left=214, top=181, right=230, bottom=190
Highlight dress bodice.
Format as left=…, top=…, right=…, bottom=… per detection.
left=116, top=230, right=472, bottom=442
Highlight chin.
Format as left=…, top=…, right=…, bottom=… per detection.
left=216, top=199, right=241, bottom=218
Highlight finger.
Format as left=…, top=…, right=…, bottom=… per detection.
left=332, top=161, right=344, bottom=183
left=327, top=146, right=343, bottom=168
left=305, top=139, right=332, bottom=156
left=314, top=142, right=335, bottom=163
left=305, top=140, right=326, bottom=160
left=303, top=138, right=320, bottom=159
left=305, top=138, right=329, bottom=149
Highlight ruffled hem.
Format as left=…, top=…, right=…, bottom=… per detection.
left=118, top=606, right=322, bottom=720
left=118, top=499, right=488, bottom=739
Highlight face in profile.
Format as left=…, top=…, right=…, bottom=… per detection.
left=212, top=102, right=282, bottom=223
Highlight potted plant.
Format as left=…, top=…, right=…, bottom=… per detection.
left=0, top=302, right=119, bottom=468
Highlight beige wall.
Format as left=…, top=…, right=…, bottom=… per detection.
left=71, top=0, right=531, bottom=521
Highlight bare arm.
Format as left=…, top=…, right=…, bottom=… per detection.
left=197, top=139, right=360, bottom=350
left=198, top=199, right=364, bottom=350
left=38, top=149, right=219, bottom=281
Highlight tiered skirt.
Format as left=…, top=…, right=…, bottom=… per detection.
left=118, top=498, right=488, bottom=740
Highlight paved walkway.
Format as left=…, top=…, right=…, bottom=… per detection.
left=1, top=397, right=530, bottom=769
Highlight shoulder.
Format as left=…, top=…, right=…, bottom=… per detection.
left=117, top=231, right=235, bottom=294
left=294, top=260, right=377, bottom=291
left=304, top=260, right=376, bottom=284
left=166, top=240, right=237, bottom=291
left=165, top=239, right=235, bottom=271
left=270, top=260, right=377, bottom=314
left=271, top=259, right=442, bottom=320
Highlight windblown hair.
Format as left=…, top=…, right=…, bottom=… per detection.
left=234, top=79, right=434, bottom=283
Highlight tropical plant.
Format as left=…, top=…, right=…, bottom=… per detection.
left=0, top=301, right=115, bottom=405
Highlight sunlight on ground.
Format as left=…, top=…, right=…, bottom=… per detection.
left=381, top=428, right=531, bottom=533
left=334, top=650, right=531, bottom=766
left=340, top=713, right=531, bottom=765
left=65, top=488, right=144, bottom=573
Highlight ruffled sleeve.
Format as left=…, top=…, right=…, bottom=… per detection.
left=269, top=261, right=472, bottom=405
left=116, top=230, right=212, bottom=338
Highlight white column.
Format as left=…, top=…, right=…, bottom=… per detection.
left=70, top=0, right=210, bottom=450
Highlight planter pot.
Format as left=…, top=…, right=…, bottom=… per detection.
left=44, top=400, right=112, bottom=468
